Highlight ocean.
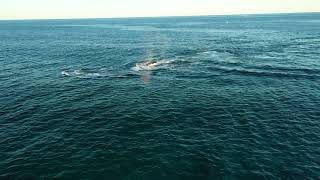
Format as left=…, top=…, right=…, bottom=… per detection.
left=1, top=13, right=320, bottom=179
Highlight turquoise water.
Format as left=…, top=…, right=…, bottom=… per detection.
left=1, top=13, right=320, bottom=179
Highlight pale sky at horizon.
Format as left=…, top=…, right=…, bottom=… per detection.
left=1, top=0, right=320, bottom=20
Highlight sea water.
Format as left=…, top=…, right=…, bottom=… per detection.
left=1, top=13, right=320, bottom=179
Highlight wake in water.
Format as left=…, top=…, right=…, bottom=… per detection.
left=61, top=69, right=105, bottom=79
left=61, top=49, right=320, bottom=80
left=61, top=68, right=140, bottom=79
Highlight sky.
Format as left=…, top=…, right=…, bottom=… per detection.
left=1, top=0, right=320, bottom=20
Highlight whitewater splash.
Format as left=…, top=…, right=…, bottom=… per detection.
left=61, top=70, right=103, bottom=79
left=132, top=59, right=173, bottom=71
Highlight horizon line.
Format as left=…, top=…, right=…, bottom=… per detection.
left=0, top=11, right=319, bottom=21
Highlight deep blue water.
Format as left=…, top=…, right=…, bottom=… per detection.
left=1, top=13, right=320, bottom=179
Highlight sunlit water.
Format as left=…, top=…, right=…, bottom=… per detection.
left=1, top=13, right=320, bottom=179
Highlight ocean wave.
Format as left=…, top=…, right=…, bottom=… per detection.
left=208, top=66, right=320, bottom=79
left=256, top=65, right=320, bottom=75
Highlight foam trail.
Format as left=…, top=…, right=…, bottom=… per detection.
left=61, top=71, right=71, bottom=76
left=61, top=70, right=104, bottom=79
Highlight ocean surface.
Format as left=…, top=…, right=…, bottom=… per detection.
left=1, top=13, right=320, bottom=179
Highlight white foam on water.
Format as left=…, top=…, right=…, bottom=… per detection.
left=132, top=59, right=174, bottom=71
left=81, top=72, right=102, bottom=78
left=74, top=70, right=81, bottom=76
left=61, top=71, right=71, bottom=76
left=198, top=50, right=239, bottom=65
left=61, top=70, right=103, bottom=79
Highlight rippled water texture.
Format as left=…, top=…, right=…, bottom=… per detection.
left=1, top=13, right=320, bottom=179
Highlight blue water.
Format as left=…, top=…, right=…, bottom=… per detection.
left=1, top=13, right=320, bottom=179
